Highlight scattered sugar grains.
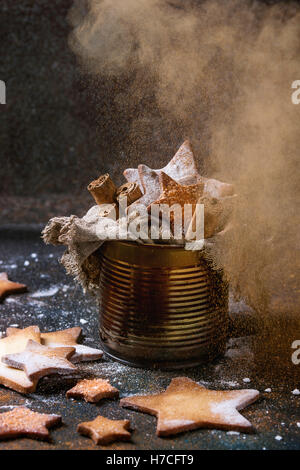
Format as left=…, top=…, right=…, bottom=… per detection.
left=30, top=253, right=37, bottom=259
left=275, top=436, right=282, bottom=441
left=292, top=389, right=300, bottom=395
left=297, top=423, right=300, bottom=428
left=80, top=319, right=88, bottom=325
left=31, top=286, right=59, bottom=298
left=264, top=388, right=272, bottom=393
left=243, top=378, right=251, bottom=383
left=24, top=260, right=30, bottom=266
left=227, top=431, right=240, bottom=436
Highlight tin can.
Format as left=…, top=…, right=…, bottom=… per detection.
left=98, top=241, right=229, bottom=369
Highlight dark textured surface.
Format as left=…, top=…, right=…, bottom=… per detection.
left=0, top=227, right=299, bottom=450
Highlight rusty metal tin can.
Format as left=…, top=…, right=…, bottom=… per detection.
left=98, top=240, right=229, bottom=369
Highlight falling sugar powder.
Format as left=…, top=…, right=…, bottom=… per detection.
left=292, top=389, right=300, bottom=395
left=31, top=286, right=59, bottom=298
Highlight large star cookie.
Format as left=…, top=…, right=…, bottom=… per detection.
left=66, top=378, right=119, bottom=403
left=0, top=407, right=61, bottom=441
left=128, top=164, right=162, bottom=211
left=124, top=140, right=198, bottom=187
left=120, top=377, right=259, bottom=436
left=148, top=172, right=204, bottom=232
left=0, top=326, right=41, bottom=393
left=2, top=339, right=77, bottom=380
left=0, top=273, right=27, bottom=302
left=77, top=415, right=131, bottom=445
left=6, top=326, right=103, bottom=363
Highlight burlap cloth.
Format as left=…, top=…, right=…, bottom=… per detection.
left=42, top=203, right=233, bottom=295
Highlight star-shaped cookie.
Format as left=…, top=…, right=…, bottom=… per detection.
left=66, top=378, right=119, bottom=403
left=2, top=339, right=77, bottom=380
left=128, top=164, right=162, bottom=211
left=6, top=326, right=103, bottom=363
left=0, top=272, right=27, bottom=302
left=77, top=415, right=131, bottom=445
left=148, top=172, right=204, bottom=230
left=120, top=377, right=259, bottom=436
left=124, top=140, right=198, bottom=187
left=0, top=326, right=41, bottom=393
left=0, top=407, right=61, bottom=441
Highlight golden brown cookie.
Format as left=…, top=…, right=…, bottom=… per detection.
left=6, top=326, right=103, bottom=363
left=77, top=415, right=131, bottom=445
left=148, top=172, right=204, bottom=231
left=120, top=377, right=259, bottom=436
left=0, top=407, right=61, bottom=441
left=0, top=273, right=27, bottom=302
left=0, top=326, right=41, bottom=393
left=66, top=378, right=119, bottom=403
left=2, top=339, right=77, bottom=380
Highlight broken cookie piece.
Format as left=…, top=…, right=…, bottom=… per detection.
left=77, top=415, right=131, bottom=445
left=66, top=378, right=119, bottom=403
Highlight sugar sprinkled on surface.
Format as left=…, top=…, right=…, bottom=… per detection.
left=292, top=389, right=300, bottom=395
left=31, top=286, right=59, bottom=298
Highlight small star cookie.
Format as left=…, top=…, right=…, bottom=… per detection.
left=77, top=415, right=131, bottom=445
left=66, top=378, right=119, bottom=403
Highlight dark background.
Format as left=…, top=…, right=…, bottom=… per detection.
left=0, top=0, right=299, bottom=224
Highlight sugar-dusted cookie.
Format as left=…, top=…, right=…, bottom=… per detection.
left=127, top=165, right=162, bottom=212
left=120, top=377, right=259, bottom=436
left=0, top=407, right=61, bottom=441
left=66, top=378, right=119, bottom=403
left=2, top=340, right=77, bottom=380
left=0, top=326, right=41, bottom=393
left=6, top=326, right=103, bottom=363
left=124, top=140, right=198, bottom=187
left=148, top=172, right=204, bottom=231
left=0, top=272, right=27, bottom=302
left=77, top=415, right=131, bottom=445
